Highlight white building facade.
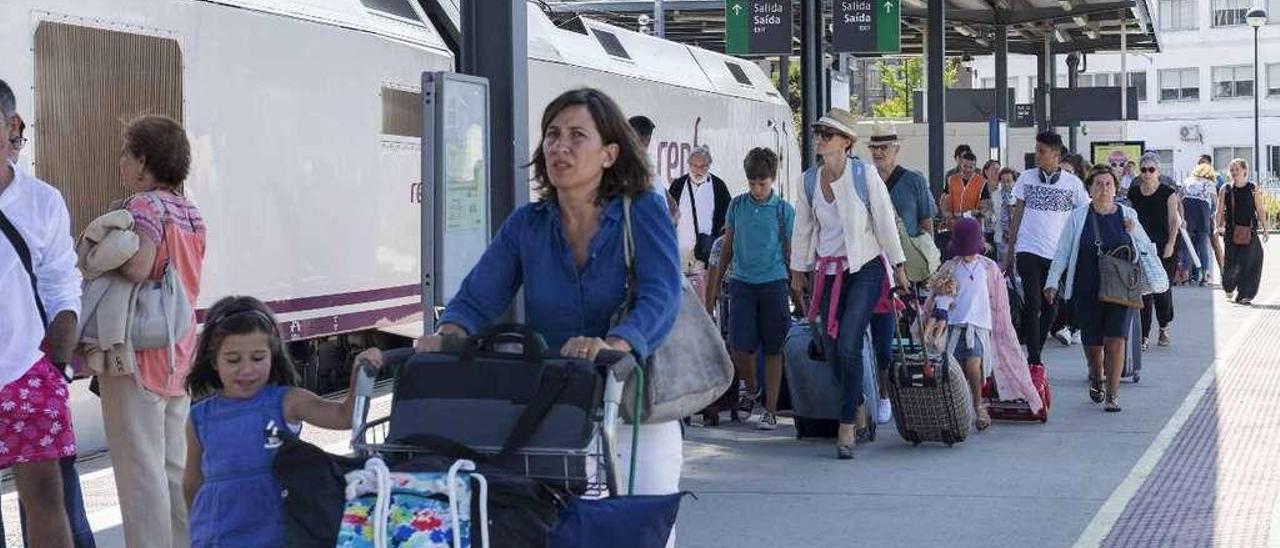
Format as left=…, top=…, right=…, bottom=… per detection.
left=972, top=0, right=1280, bottom=184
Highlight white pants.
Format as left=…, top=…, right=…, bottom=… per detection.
left=98, top=374, right=190, bottom=548
left=614, top=420, right=684, bottom=548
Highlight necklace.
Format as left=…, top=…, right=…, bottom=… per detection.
left=959, top=259, right=980, bottom=281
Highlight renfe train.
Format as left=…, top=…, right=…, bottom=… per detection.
left=0, top=0, right=799, bottom=451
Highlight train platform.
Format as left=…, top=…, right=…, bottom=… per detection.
left=4, top=240, right=1279, bottom=547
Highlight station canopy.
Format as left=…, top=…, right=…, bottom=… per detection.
left=543, top=0, right=1160, bottom=56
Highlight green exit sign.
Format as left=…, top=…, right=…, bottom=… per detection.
left=832, top=0, right=901, bottom=54
left=726, top=0, right=792, bottom=57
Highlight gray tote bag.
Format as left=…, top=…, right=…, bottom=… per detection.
left=614, top=196, right=734, bottom=424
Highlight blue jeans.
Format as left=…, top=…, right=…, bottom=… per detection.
left=2, top=455, right=96, bottom=547
left=1189, top=230, right=1211, bottom=282
left=816, top=259, right=886, bottom=424
left=869, top=311, right=895, bottom=373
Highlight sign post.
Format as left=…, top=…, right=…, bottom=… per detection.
left=831, top=0, right=901, bottom=54
left=725, top=0, right=792, bottom=56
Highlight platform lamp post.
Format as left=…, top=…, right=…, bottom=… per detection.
left=1247, top=7, right=1267, bottom=183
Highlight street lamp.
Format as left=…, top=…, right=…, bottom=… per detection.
left=1247, top=7, right=1267, bottom=183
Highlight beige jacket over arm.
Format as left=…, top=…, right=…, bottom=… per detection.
left=790, top=158, right=906, bottom=273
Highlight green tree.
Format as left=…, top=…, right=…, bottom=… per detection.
left=871, top=57, right=961, bottom=118
left=769, top=60, right=803, bottom=136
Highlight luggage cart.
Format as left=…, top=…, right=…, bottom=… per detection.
left=347, top=349, right=640, bottom=498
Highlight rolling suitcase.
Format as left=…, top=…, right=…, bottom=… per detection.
left=885, top=315, right=973, bottom=446
left=982, top=363, right=1051, bottom=423
left=1122, top=309, right=1142, bottom=382
left=783, top=322, right=877, bottom=440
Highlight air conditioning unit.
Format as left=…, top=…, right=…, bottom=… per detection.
left=1180, top=125, right=1203, bottom=143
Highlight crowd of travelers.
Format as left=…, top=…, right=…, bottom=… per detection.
left=0, top=77, right=1271, bottom=547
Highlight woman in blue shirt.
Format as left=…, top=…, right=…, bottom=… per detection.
left=415, top=89, right=684, bottom=535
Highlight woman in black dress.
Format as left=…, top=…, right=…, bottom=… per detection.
left=1127, top=153, right=1180, bottom=349
left=1216, top=158, right=1270, bottom=305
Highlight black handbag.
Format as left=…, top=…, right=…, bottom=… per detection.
left=386, top=324, right=603, bottom=462
left=686, top=181, right=715, bottom=263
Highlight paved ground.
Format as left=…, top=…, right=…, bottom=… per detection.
left=3, top=241, right=1278, bottom=547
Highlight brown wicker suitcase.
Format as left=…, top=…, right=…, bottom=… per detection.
left=885, top=340, right=973, bottom=446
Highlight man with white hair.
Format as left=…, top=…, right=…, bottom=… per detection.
left=669, top=145, right=731, bottom=299
left=0, top=77, right=82, bottom=547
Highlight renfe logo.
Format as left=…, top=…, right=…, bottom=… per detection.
left=655, top=140, right=692, bottom=188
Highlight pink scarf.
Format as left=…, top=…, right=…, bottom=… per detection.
left=927, top=257, right=1043, bottom=413
left=806, top=256, right=847, bottom=339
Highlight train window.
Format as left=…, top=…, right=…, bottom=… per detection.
left=592, top=29, right=632, bottom=60
left=361, top=0, right=422, bottom=23
left=725, top=62, right=754, bottom=87
left=382, top=87, right=423, bottom=138
left=34, top=21, right=183, bottom=236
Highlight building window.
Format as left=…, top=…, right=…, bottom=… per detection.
left=1212, top=65, right=1254, bottom=99
left=1212, top=0, right=1251, bottom=27
left=1159, top=68, right=1200, bottom=101
left=1214, top=147, right=1253, bottom=171
left=980, top=77, right=994, bottom=89
left=1159, top=0, right=1198, bottom=31
left=1268, top=64, right=1280, bottom=97
left=1152, top=149, right=1175, bottom=176
left=1268, top=145, right=1280, bottom=183
left=1128, top=71, right=1148, bottom=101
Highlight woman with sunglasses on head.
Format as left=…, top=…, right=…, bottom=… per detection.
left=789, top=108, right=906, bottom=460
left=1216, top=158, right=1269, bottom=305
left=1127, top=153, right=1180, bottom=349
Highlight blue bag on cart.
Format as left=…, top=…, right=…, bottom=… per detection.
left=547, top=493, right=691, bottom=548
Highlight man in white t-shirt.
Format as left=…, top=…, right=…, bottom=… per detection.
left=1004, top=131, right=1089, bottom=366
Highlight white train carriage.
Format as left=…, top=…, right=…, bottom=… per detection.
left=0, top=0, right=798, bottom=452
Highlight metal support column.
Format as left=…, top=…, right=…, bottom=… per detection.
left=995, top=25, right=1009, bottom=125
left=654, top=0, right=666, bottom=38
left=779, top=54, right=790, bottom=110
left=801, top=0, right=820, bottom=169
left=928, top=0, right=946, bottom=195
left=461, top=0, right=528, bottom=230
left=1120, top=9, right=1128, bottom=128
left=1066, top=53, right=1080, bottom=152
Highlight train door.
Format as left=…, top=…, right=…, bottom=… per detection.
left=34, top=20, right=183, bottom=235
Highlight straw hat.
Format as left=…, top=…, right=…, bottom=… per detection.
left=868, top=123, right=900, bottom=145
left=813, top=108, right=859, bottom=141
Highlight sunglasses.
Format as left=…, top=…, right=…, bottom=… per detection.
left=8, top=136, right=26, bottom=150
left=868, top=144, right=893, bottom=152
left=1140, top=167, right=1158, bottom=173
left=813, top=128, right=840, bottom=141
left=1109, top=160, right=1126, bottom=168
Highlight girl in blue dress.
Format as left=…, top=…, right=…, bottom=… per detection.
left=181, top=296, right=383, bottom=547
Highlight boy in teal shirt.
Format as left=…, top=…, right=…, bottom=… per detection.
left=706, top=148, right=795, bottom=430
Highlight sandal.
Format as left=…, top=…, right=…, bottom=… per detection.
left=975, top=408, right=992, bottom=431
left=1089, top=376, right=1105, bottom=404
left=1104, top=395, right=1122, bottom=413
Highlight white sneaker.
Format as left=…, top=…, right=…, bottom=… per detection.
left=1053, top=327, right=1072, bottom=346
left=876, top=398, right=893, bottom=424
left=1071, top=331, right=1082, bottom=345
left=756, top=412, right=778, bottom=431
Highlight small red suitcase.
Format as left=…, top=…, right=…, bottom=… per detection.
left=982, top=363, right=1051, bottom=423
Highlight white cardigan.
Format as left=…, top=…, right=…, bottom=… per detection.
left=1046, top=204, right=1158, bottom=301
left=790, top=158, right=906, bottom=273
